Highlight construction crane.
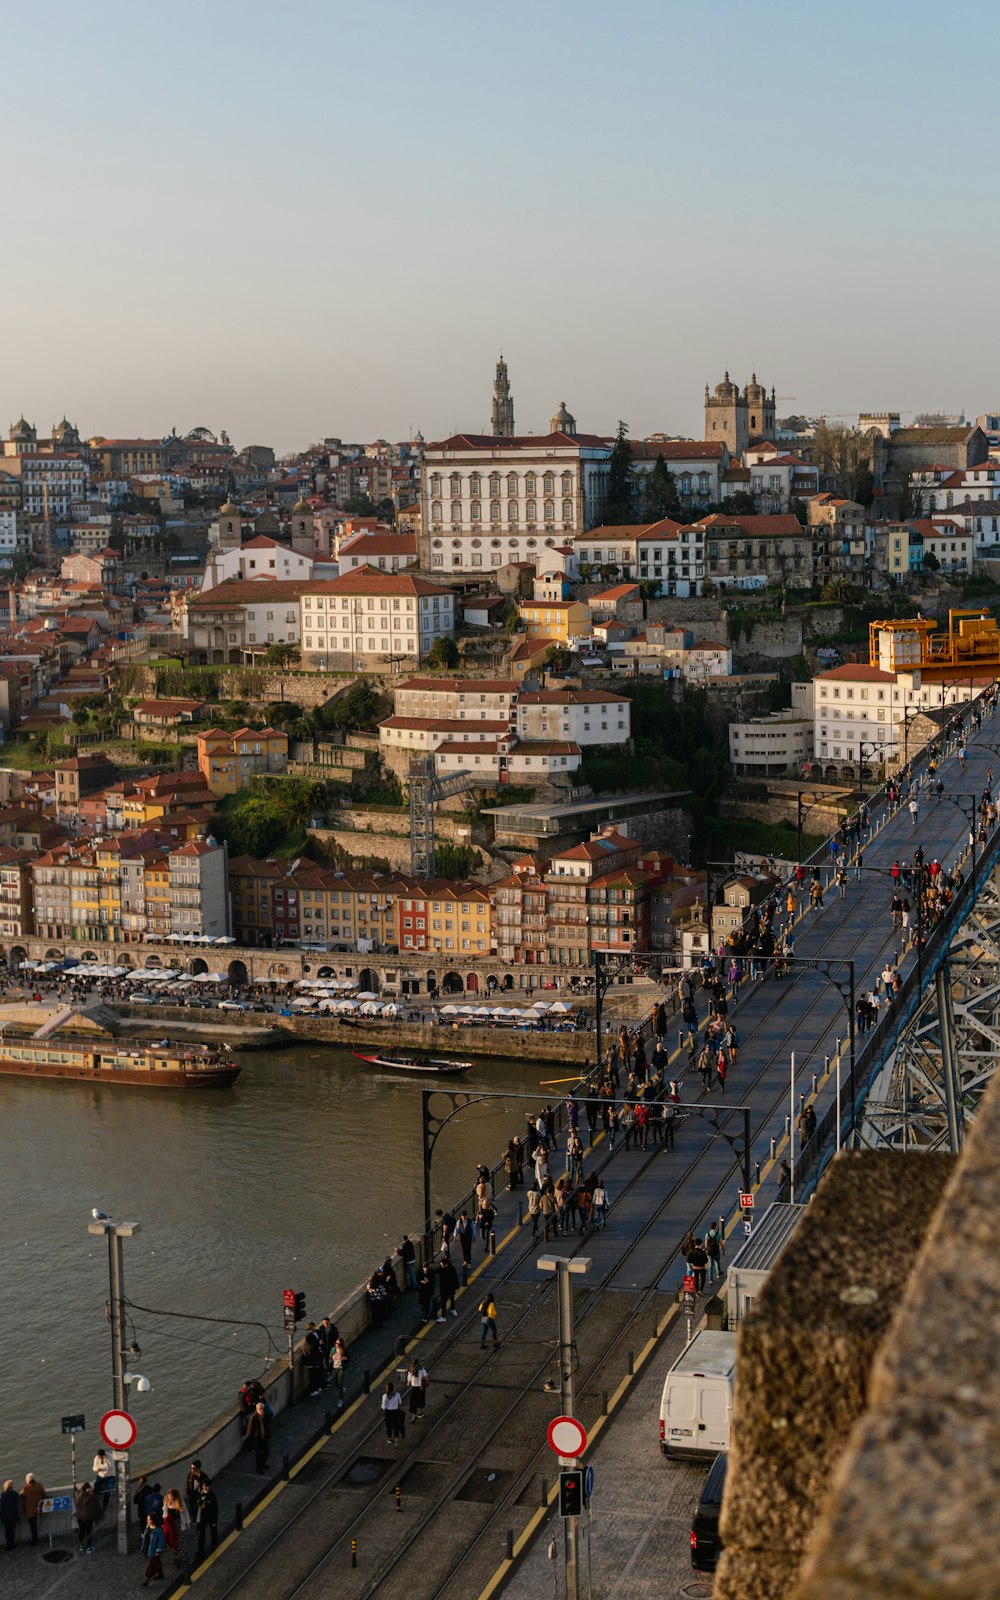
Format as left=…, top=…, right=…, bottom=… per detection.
left=408, top=755, right=482, bottom=877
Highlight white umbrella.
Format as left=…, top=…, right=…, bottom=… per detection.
left=360, top=1000, right=381, bottom=1015
left=440, top=1004, right=460, bottom=1015
left=337, top=998, right=360, bottom=1012
left=473, top=1005, right=493, bottom=1017
left=355, top=991, right=378, bottom=1001
left=381, top=1003, right=399, bottom=1017
left=549, top=1001, right=572, bottom=1013
left=530, top=1000, right=551, bottom=1012
left=191, top=971, right=228, bottom=983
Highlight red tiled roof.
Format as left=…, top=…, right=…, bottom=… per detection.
left=815, top=665, right=897, bottom=683
left=629, top=440, right=726, bottom=461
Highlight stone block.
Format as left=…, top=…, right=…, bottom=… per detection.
left=714, top=1150, right=954, bottom=1600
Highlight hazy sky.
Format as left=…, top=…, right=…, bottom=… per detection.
left=3, top=0, right=996, bottom=453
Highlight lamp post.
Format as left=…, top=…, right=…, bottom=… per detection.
left=857, top=741, right=884, bottom=800
left=87, top=1211, right=140, bottom=1555
left=775, top=957, right=857, bottom=1142
left=934, top=792, right=980, bottom=900
left=795, top=790, right=829, bottom=862
left=538, top=1254, right=590, bottom=1600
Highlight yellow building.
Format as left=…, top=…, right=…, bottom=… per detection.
left=143, top=854, right=172, bottom=940
left=197, top=727, right=289, bottom=798
left=516, top=599, right=589, bottom=643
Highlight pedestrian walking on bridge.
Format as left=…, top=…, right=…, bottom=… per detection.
left=479, top=1293, right=499, bottom=1350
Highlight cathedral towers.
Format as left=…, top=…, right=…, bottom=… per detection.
left=704, top=372, right=776, bottom=453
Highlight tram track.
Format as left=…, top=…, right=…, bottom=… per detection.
left=194, top=734, right=990, bottom=1600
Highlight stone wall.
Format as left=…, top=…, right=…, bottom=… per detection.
left=277, top=1013, right=594, bottom=1063
left=793, top=1074, right=1000, bottom=1600
left=714, top=1150, right=955, bottom=1600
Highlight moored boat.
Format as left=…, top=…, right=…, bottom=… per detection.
left=0, top=1037, right=240, bottom=1089
left=352, top=1050, right=472, bottom=1076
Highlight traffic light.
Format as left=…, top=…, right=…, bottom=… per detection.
left=282, top=1289, right=306, bottom=1328
left=559, top=1471, right=582, bottom=1518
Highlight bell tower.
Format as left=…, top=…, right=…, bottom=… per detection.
left=491, top=355, right=515, bottom=438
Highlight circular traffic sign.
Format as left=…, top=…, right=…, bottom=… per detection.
left=100, top=1410, right=136, bottom=1450
left=546, top=1415, right=587, bottom=1459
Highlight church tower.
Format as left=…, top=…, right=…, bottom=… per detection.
left=290, top=495, right=315, bottom=558
left=217, top=496, right=242, bottom=550
left=491, top=355, right=515, bottom=438
left=743, top=374, right=775, bottom=443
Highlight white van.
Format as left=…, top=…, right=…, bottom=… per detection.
left=659, top=1330, right=737, bottom=1459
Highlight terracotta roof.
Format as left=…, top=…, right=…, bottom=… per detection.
left=696, top=513, right=803, bottom=535
left=629, top=440, right=726, bottom=461
left=134, top=699, right=204, bottom=716
left=577, top=517, right=684, bottom=542
left=518, top=689, right=625, bottom=706
left=519, top=600, right=582, bottom=612
left=307, top=565, right=453, bottom=598
left=510, top=741, right=581, bottom=756
left=340, top=532, right=417, bottom=557
left=509, top=637, right=551, bottom=661
left=436, top=739, right=500, bottom=756
left=397, top=676, right=518, bottom=693
left=688, top=639, right=729, bottom=651
left=815, top=665, right=897, bottom=683
left=381, top=716, right=511, bottom=733
left=188, top=579, right=315, bottom=608
left=588, top=584, right=640, bottom=602
left=427, top=432, right=609, bottom=451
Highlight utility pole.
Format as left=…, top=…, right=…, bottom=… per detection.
left=538, top=1255, right=590, bottom=1600
left=88, top=1215, right=140, bottom=1555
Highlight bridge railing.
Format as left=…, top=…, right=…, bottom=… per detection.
left=796, top=807, right=1000, bottom=1193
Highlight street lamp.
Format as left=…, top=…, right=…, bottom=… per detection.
left=933, top=792, right=980, bottom=900
left=538, top=1254, right=590, bottom=1600
left=795, top=790, right=829, bottom=862
left=857, top=741, right=884, bottom=799
left=87, top=1212, right=140, bottom=1555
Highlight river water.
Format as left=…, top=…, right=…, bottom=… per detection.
left=1, top=1039, right=568, bottom=1484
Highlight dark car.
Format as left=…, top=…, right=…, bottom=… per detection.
left=690, top=1451, right=726, bottom=1572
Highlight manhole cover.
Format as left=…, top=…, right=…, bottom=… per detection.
left=42, top=1550, right=74, bottom=1565
left=341, top=1455, right=392, bottom=1487
left=455, top=1466, right=513, bottom=1504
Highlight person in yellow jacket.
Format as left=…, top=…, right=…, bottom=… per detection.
left=479, top=1294, right=499, bottom=1350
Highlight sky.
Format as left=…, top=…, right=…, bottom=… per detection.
left=2, top=0, right=997, bottom=453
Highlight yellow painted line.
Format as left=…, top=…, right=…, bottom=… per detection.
left=476, top=1300, right=682, bottom=1600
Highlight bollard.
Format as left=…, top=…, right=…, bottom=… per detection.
left=363, top=1368, right=371, bottom=1394
left=784, top=1114, right=790, bottom=1137
left=182, top=1557, right=192, bottom=1582
left=627, top=1350, right=634, bottom=1375
left=506, top=1530, right=514, bottom=1560
left=395, top=1485, right=402, bottom=1513
left=462, top=1261, right=470, bottom=1287
left=517, top=1200, right=523, bottom=1227
left=812, top=1072, right=818, bottom=1095
left=351, top=1539, right=358, bottom=1568
left=754, top=1159, right=761, bottom=1186
left=282, top=1453, right=290, bottom=1481
left=490, top=1229, right=496, bottom=1256
left=325, top=1409, right=333, bottom=1432
left=601, top=1389, right=608, bottom=1415
left=824, top=1054, right=829, bottom=1079
left=234, top=1502, right=243, bottom=1531
left=770, top=1136, right=776, bottom=1160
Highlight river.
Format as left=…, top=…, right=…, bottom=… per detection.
left=1, top=1039, right=567, bottom=1484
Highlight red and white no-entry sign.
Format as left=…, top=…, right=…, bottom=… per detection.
left=547, top=1415, right=587, bottom=1459
left=100, top=1410, right=136, bottom=1450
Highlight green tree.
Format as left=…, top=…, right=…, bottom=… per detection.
left=319, top=679, right=391, bottom=732
left=922, top=549, right=940, bottom=572
left=602, top=420, right=636, bottom=525
left=641, top=454, right=680, bottom=521
left=812, top=423, right=874, bottom=506
left=427, top=636, right=459, bottom=668
left=264, top=642, right=301, bottom=667
left=720, top=491, right=758, bottom=516
left=435, top=842, right=478, bottom=878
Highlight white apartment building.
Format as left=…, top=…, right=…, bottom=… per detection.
left=20, top=454, right=89, bottom=517
left=201, top=535, right=315, bottom=592
left=338, top=529, right=417, bottom=573
left=184, top=579, right=306, bottom=661
left=914, top=462, right=1000, bottom=511
left=629, top=439, right=728, bottom=506
left=930, top=501, right=1000, bottom=555
left=810, top=664, right=980, bottom=779
left=514, top=689, right=631, bottom=745
left=392, top=677, right=519, bottom=722
left=299, top=566, right=455, bottom=668
left=433, top=737, right=582, bottom=782
left=743, top=447, right=820, bottom=511
left=573, top=520, right=705, bottom=596
left=379, top=717, right=512, bottom=756
left=169, top=838, right=230, bottom=938
left=420, top=432, right=612, bottom=574
left=0, top=509, right=22, bottom=566
left=729, top=710, right=814, bottom=776
left=910, top=519, right=972, bottom=572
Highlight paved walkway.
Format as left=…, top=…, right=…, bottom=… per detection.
left=0, top=1285, right=439, bottom=1599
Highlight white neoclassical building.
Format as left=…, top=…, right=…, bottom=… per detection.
left=419, top=429, right=613, bottom=574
